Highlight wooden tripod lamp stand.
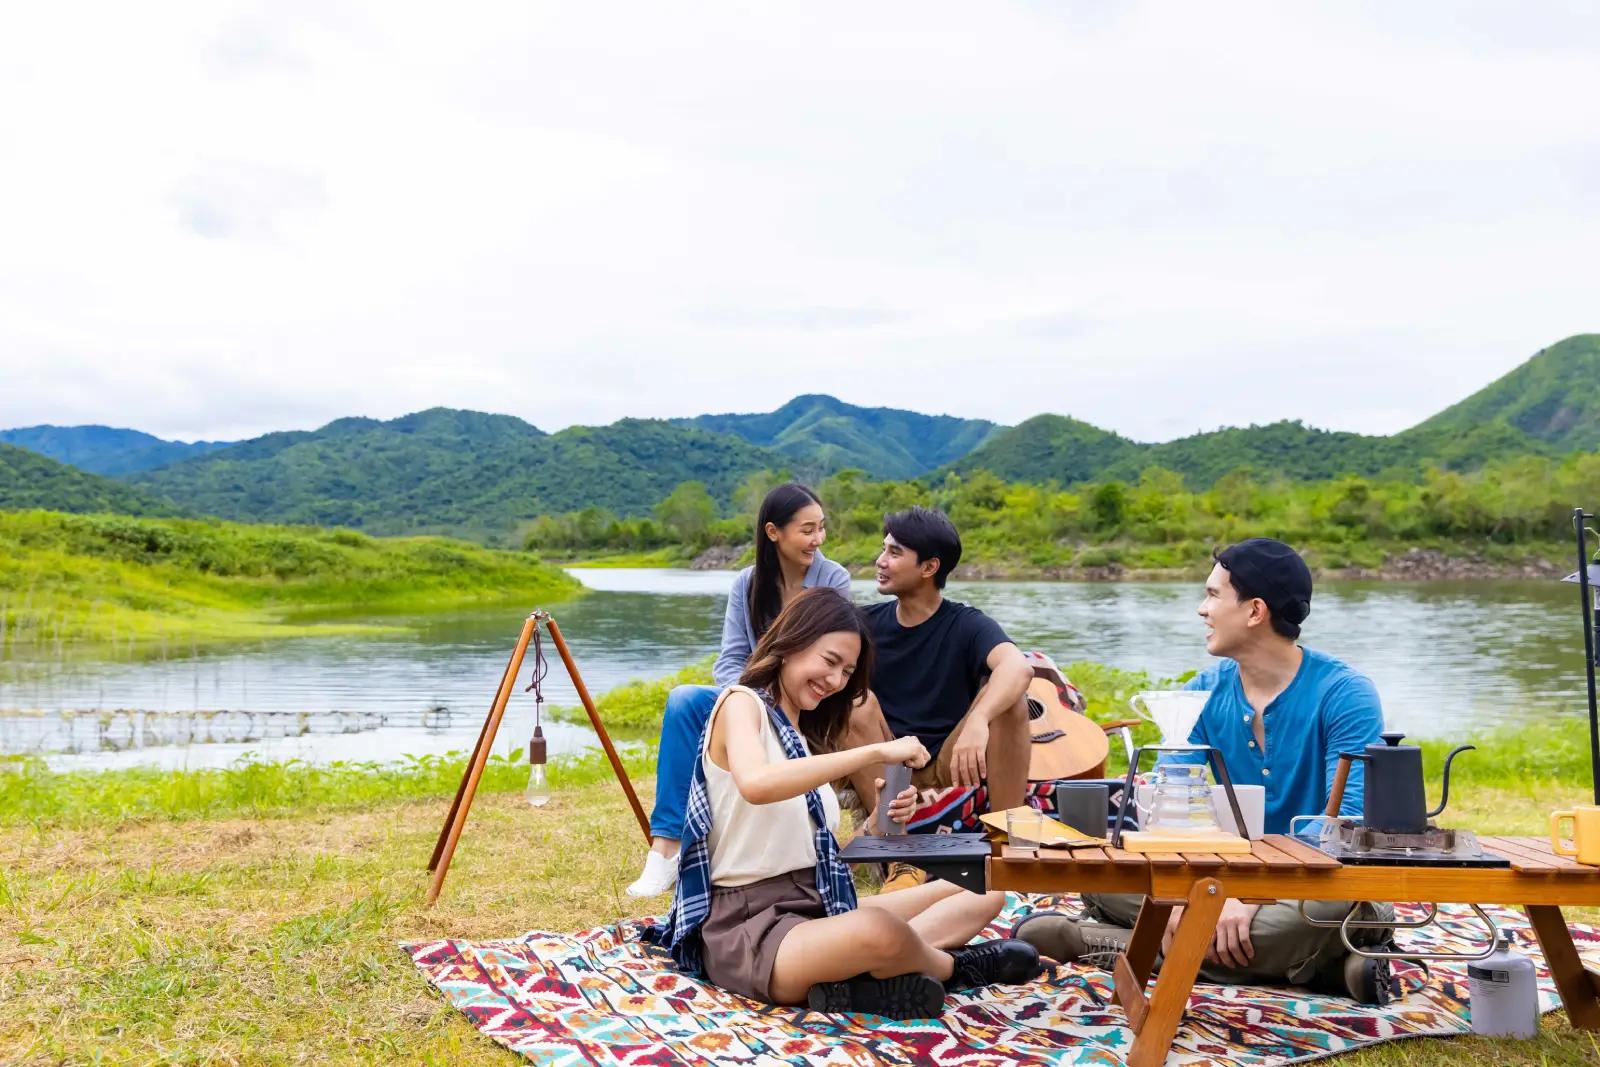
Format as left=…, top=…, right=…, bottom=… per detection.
left=426, top=610, right=651, bottom=905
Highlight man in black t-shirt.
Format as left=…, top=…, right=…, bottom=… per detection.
left=842, top=507, right=1034, bottom=819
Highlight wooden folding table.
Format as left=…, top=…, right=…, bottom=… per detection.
left=988, top=834, right=1600, bottom=1067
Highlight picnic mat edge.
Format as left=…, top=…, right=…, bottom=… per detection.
left=402, top=897, right=1600, bottom=1067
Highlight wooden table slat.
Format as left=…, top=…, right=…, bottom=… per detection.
left=1145, top=851, right=1187, bottom=868
left=1033, top=848, right=1081, bottom=864
left=1481, top=836, right=1559, bottom=872
left=1105, top=846, right=1151, bottom=869
left=1058, top=846, right=1108, bottom=866
left=1221, top=851, right=1265, bottom=868
left=1249, top=837, right=1303, bottom=870
left=1516, top=836, right=1600, bottom=872
left=1482, top=836, right=1593, bottom=876
left=1506, top=836, right=1596, bottom=874
left=1264, top=834, right=1342, bottom=870
left=1181, top=852, right=1225, bottom=870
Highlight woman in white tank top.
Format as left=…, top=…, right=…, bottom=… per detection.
left=653, top=588, right=1042, bottom=1020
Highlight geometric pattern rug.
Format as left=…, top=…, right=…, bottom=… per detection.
left=402, top=897, right=1600, bottom=1066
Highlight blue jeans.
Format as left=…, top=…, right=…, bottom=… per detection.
left=649, top=683, right=720, bottom=839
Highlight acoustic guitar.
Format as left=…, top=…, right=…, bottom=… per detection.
left=1022, top=652, right=1131, bottom=781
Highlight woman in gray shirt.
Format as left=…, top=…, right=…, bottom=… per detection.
left=627, top=483, right=852, bottom=897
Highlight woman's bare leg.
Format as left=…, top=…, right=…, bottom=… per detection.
left=858, top=878, right=964, bottom=919
left=766, top=908, right=954, bottom=1005
left=904, top=890, right=1006, bottom=949
left=861, top=879, right=1006, bottom=947
left=649, top=837, right=680, bottom=858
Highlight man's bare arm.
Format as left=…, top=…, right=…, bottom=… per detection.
left=972, top=641, right=1031, bottom=723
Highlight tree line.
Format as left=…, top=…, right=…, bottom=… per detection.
left=522, top=452, right=1600, bottom=570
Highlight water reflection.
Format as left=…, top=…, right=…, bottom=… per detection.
left=0, top=569, right=1588, bottom=771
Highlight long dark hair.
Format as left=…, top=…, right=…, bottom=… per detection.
left=747, top=482, right=824, bottom=640
left=739, top=587, right=873, bottom=754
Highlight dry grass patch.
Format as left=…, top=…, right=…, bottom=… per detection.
left=2, top=781, right=1598, bottom=1065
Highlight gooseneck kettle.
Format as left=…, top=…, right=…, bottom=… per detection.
left=1325, top=732, right=1474, bottom=834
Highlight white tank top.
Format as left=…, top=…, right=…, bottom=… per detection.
left=702, top=686, right=841, bottom=887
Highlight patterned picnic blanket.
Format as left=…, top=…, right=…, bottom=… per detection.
left=403, top=897, right=1600, bottom=1066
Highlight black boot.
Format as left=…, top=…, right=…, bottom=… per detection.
left=1309, top=950, right=1398, bottom=1006
left=945, top=938, right=1043, bottom=990
left=1339, top=953, right=1398, bottom=1006
left=806, top=973, right=946, bottom=1019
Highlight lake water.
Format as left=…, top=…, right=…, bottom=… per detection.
left=1, top=569, right=1591, bottom=771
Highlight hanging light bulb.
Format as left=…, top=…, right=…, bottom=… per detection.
left=525, top=725, right=550, bottom=808
left=523, top=623, right=552, bottom=807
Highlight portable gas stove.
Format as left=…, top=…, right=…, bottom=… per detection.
left=1310, top=817, right=1511, bottom=868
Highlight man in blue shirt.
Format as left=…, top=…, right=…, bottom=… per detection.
left=1016, top=538, right=1398, bottom=1004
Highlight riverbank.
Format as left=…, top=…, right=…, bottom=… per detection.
left=560, top=540, right=1573, bottom=582
left=0, top=510, right=583, bottom=651
left=946, top=545, right=1571, bottom=582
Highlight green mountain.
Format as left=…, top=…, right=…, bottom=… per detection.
left=676, top=394, right=1001, bottom=479
left=130, top=408, right=781, bottom=543
left=1398, top=334, right=1599, bottom=458
left=949, top=335, right=1597, bottom=486
left=946, top=414, right=1143, bottom=483
left=0, top=443, right=181, bottom=515
left=0, top=425, right=233, bottom=476
left=7, top=335, right=1595, bottom=541
left=1109, top=422, right=1414, bottom=485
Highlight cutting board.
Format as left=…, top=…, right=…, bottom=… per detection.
left=1119, top=829, right=1251, bottom=854
left=979, top=806, right=1106, bottom=848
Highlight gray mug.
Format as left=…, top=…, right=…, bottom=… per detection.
left=1055, top=782, right=1110, bottom=836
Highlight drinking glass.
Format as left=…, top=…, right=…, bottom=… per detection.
left=1007, top=808, right=1046, bottom=854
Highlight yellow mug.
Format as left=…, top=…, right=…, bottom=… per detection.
left=1550, top=804, right=1600, bottom=865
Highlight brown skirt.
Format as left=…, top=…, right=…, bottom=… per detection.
left=700, top=868, right=827, bottom=1002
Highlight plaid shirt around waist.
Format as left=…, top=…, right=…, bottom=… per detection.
left=644, top=685, right=858, bottom=976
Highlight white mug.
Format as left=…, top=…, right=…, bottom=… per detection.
left=1211, top=784, right=1265, bottom=839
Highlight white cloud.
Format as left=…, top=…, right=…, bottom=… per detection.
left=0, top=1, right=1594, bottom=443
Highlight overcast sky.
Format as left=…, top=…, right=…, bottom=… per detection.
left=1, top=2, right=1596, bottom=444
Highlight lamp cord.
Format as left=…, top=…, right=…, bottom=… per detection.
left=524, top=624, right=548, bottom=730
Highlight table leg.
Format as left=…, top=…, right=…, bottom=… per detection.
left=1114, top=896, right=1173, bottom=1031
left=1125, top=897, right=1174, bottom=989
left=1126, top=877, right=1224, bottom=1067
left=1526, top=905, right=1600, bottom=1030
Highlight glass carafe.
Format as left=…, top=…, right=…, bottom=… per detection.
left=1145, top=763, right=1219, bottom=833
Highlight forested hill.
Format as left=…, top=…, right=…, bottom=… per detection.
left=948, top=335, right=1597, bottom=485
left=0, top=443, right=182, bottom=516
left=950, top=417, right=1417, bottom=485
left=4, top=335, right=1597, bottom=542
left=1399, top=334, right=1600, bottom=455
left=0, top=425, right=233, bottom=476
left=128, top=408, right=781, bottom=543
left=675, top=394, right=1001, bottom=479
left=945, top=414, right=1144, bottom=483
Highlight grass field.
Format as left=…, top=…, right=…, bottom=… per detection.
left=3, top=769, right=1597, bottom=1066
left=0, top=510, right=582, bottom=651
